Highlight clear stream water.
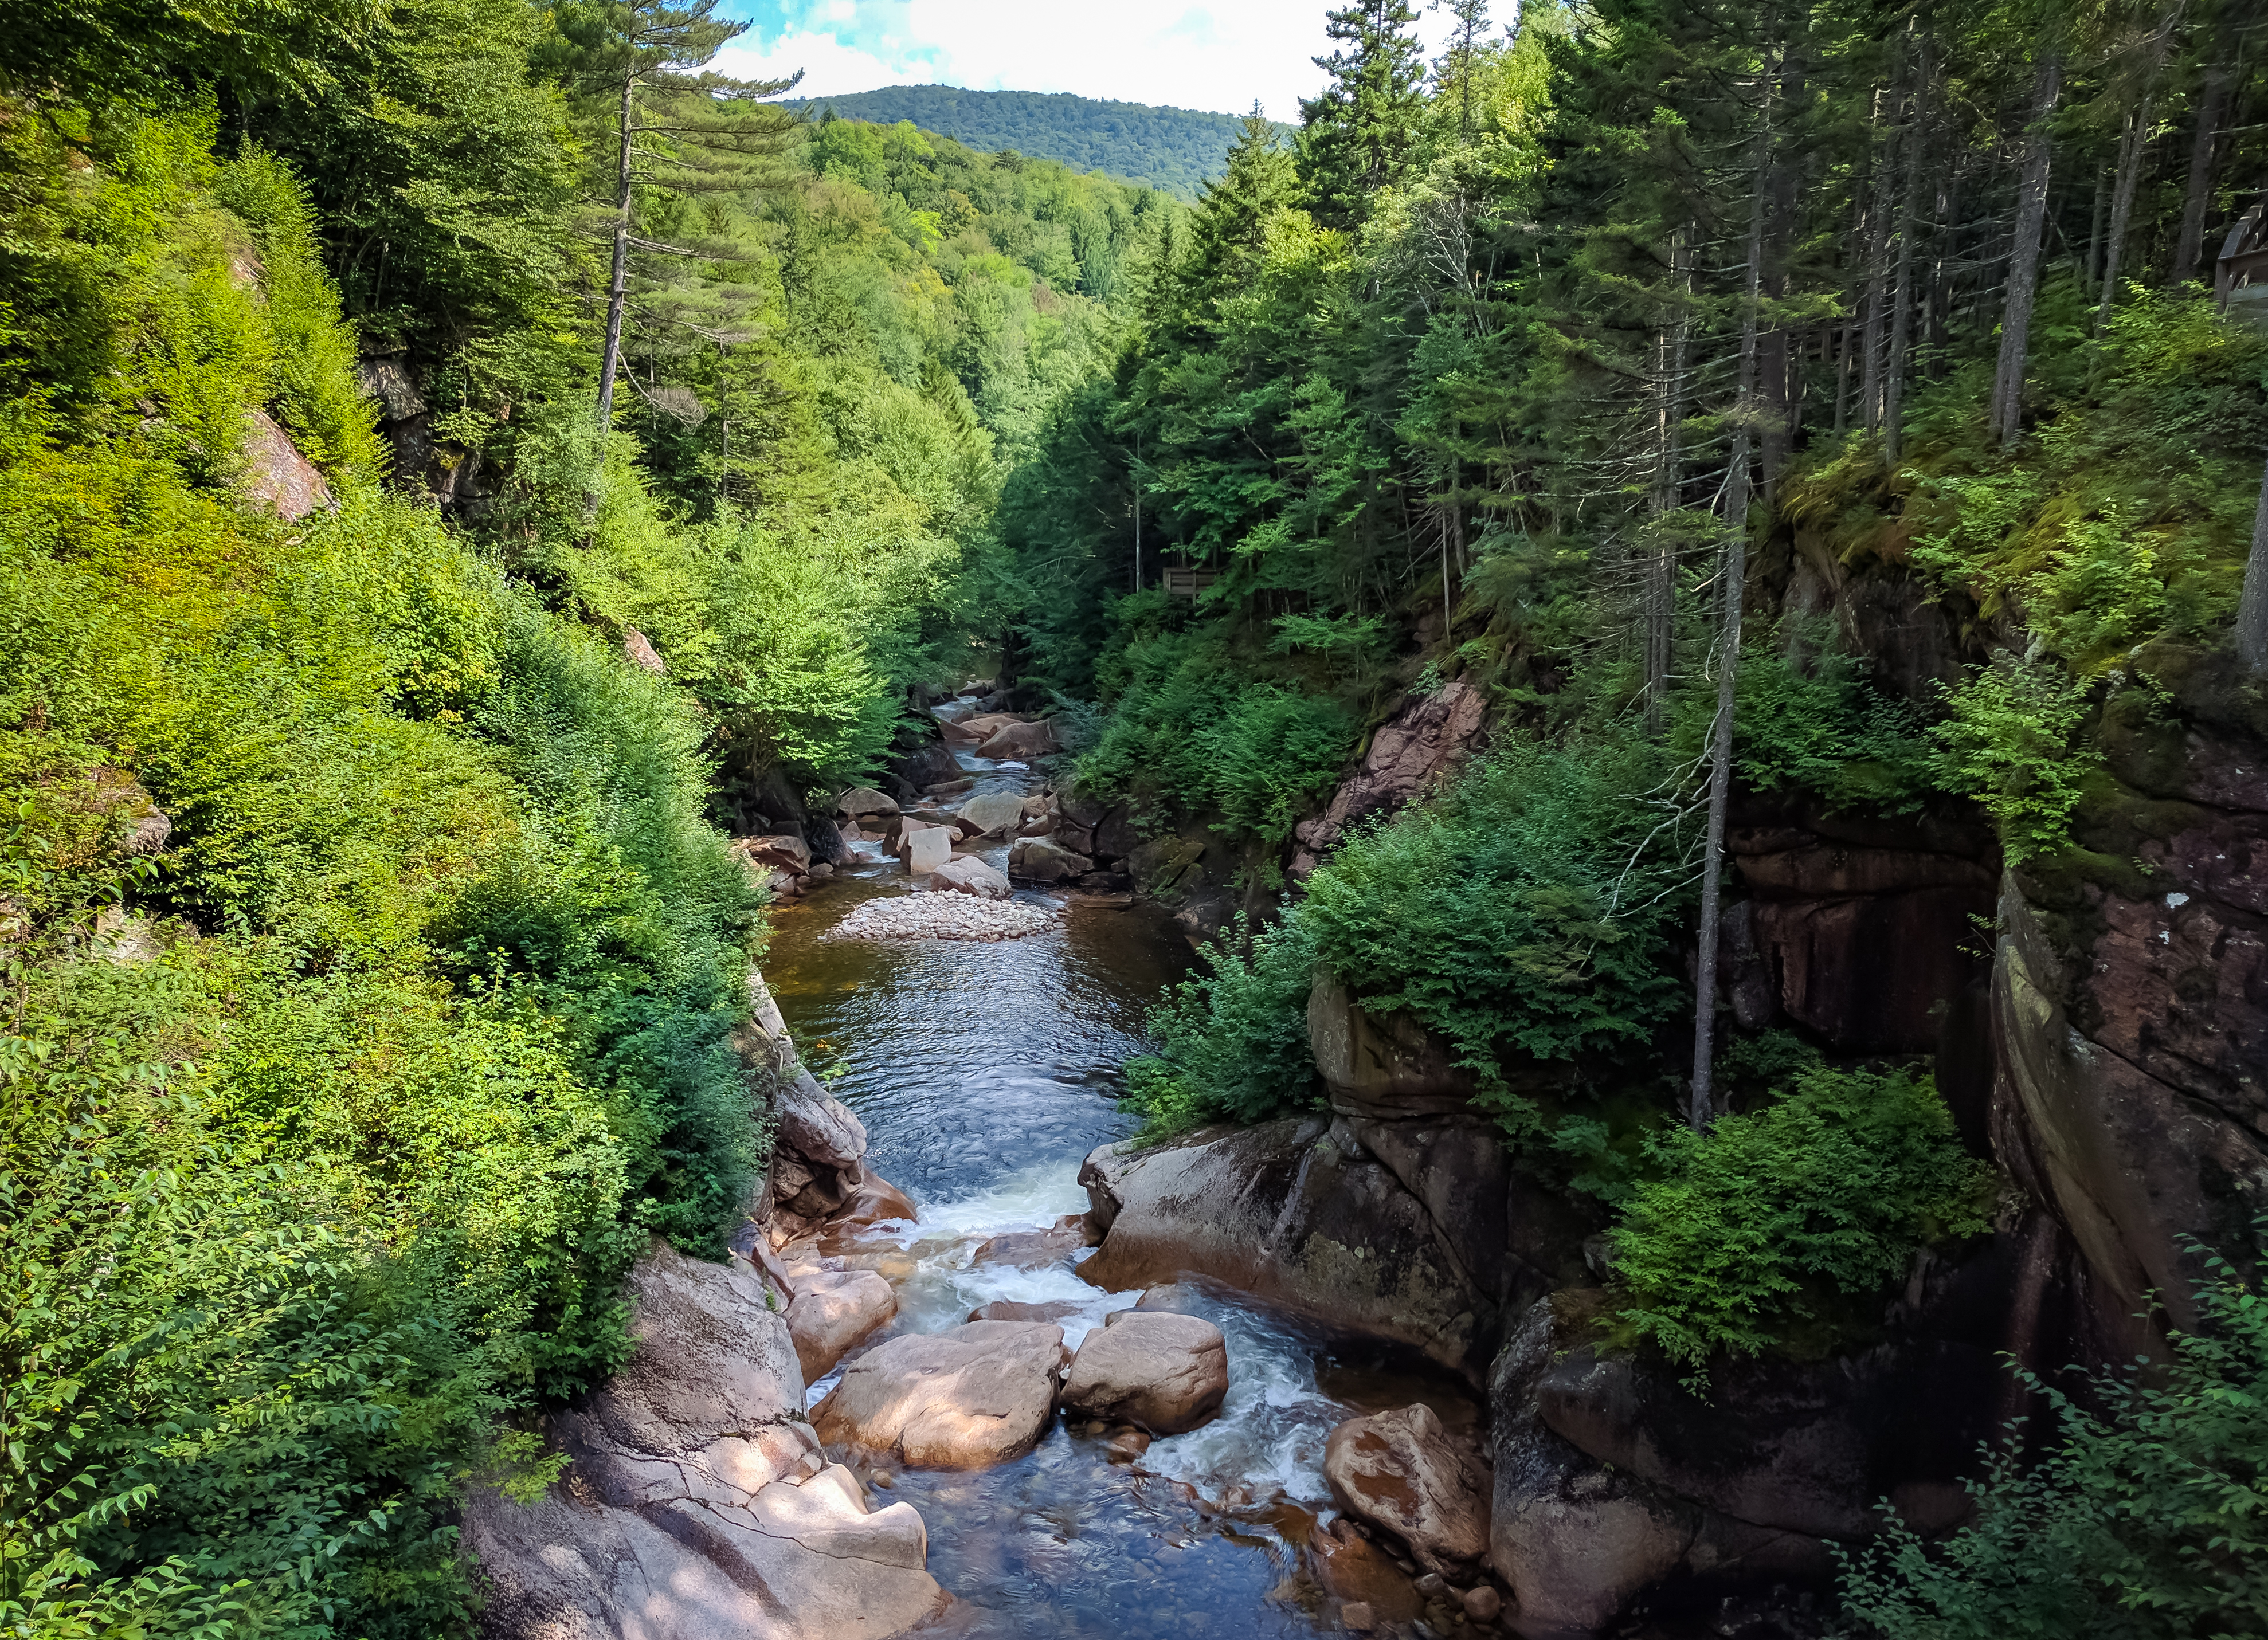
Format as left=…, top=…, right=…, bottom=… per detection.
left=762, top=733, right=1477, bottom=1639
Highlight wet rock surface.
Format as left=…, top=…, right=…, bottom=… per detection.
left=1060, top=1311, right=1231, bottom=1434
left=788, top=1268, right=898, bottom=1383
left=812, top=1321, right=1071, bottom=1469
left=1323, top=1403, right=1491, bottom=1574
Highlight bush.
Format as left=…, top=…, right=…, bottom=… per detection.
left=1834, top=1238, right=2268, bottom=1639
left=1928, top=651, right=2100, bottom=865
left=1298, top=739, right=1689, bottom=1130
left=1611, top=1065, right=1994, bottom=1375
left=1122, top=913, right=1323, bottom=1139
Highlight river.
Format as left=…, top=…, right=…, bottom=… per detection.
left=763, top=733, right=1475, bottom=1639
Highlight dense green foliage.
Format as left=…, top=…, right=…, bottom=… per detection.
left=1123, top=915, right=1323, bottom=1138
left=1610, top=1066, right=1994, bottom=1374
left=1836, top=1243, right=2268, bottom=1639
left=795, top=87, right=1279, bottom=200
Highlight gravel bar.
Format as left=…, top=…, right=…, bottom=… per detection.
left=821, top=894, right=1059, bottom=943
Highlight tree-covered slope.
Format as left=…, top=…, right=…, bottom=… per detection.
left=794, top=85, right=1284, bottom=198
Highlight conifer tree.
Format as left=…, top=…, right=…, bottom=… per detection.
left=554, top=0, right=802, bottom=429
left=1298, top=0, right=1428, bottom=229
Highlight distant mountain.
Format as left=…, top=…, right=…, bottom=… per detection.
left=792, top=85, right=1286, bottom=200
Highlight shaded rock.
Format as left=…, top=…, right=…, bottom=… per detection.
left=1125, top=834, right=1206, bottom=899
left=237, top=409, right=334, bottom=520
left=890, top=740, right=959, bottom=792
left=355, top=355, right=426, bottom=421
left=1324, top=1404, right=1491, bottom=1574
left=788, top=1270, right=897, bottom=1383
left=1309, top=1519, right=1424, bottom=1625
left=464, top=1242, right=942, bottom=1640
left=836, top=787, right=900, bottom=821
left=971, top=1221, right=1087, bottom=1270
left=1009, top=835, right=1093, bottom=884
left=1062, top=1311, right=1229, bottom=1434
left=1134, top=1282, right=1206, bottom=1314
left=812, top=1321, right=1069, bottom=1470
left=1104, top=1428, right=1151, bottom=1462
left=926, top=856, right=1010, bottom=900
left=958, top=713, right=1023, bottom=741
left=1078, top=1120, right=1497, bottom=1375
left=955, top=792, right=1029, bottom=838
left=622, top=626, right=667, bottom=675
left=967, top=1298, right=1086, bottom=1325
left=976, top=720, right=1057, bottom=760
left=1308, top=972, right=1487, bottom=1117
left=734, top=833, right=812, bottom=874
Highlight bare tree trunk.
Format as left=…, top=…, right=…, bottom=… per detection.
left=2085, top=164, right=2110, bottom=295
left=1885, top=44, right=1933, bottom=466
left=2097, top=3, right=2182, bottom=332
left=1691, top=54, right=1775, bottom=1132
left=596, top=69, right=637, bottom=430
left=1645, top=228, right=1691, bottom=739
left=1992, top=53, right=2062, bottom=447
left=1928, top=147, right=1964, bottom=375
left=2174, top=26, right=2238, bottom=283
left=1835, top=187, right=1864, bottom=436
left=2241, top=452, right=2268, bottom=673
left=1859, top=80, right=1902, bottom=436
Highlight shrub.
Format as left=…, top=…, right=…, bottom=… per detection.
left=1928, top=652, right=2100, bottom=865
left=1611, top=1065, right=1993, bottom=1375
left=1298, top=739, right=1689, bottom=1131
left=1834, top=1239, right=2268, bottom=1639
left=1122, top=913, right=1323, bottom=1139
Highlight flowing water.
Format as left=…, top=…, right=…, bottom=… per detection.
left=763, top=731, right=1476, bottom=1639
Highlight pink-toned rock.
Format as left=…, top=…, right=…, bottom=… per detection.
left=834, top=1174, right=918, bottom=1227
left=898, top=822, right=952, bottom=875
left=976, top=720, right=1058, bottom=760
left=1060, top=1311, right=1229, bottom=1435
left=1325, top=1403, right=1491, bottom=1574
left=623, top=626, right=667, bottom=674
left=237, top=409, right=333, bottom=520
left=966, top=1298, right=1086, bottom=1324
left=812, top=1321, right=1068, bottom=1470
left=787, top=1269, right=897, bottom=1382
left=1009, top=835, right=1092, bottom=884
left=835, top=787, right=899, bottom=821
left=927, top=856, right=1010, bottom=900
left=1291, top=680, right=1487, bottom=879
left=735, top=833, right=812, bottom=874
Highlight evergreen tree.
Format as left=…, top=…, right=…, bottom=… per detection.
left=1298, top=0, right=1428, bottom=229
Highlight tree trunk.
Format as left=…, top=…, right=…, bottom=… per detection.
left=596, top=69, right=638, bottom=430
left=1834, top=187, right=1864, bottom=436
left=2097, top=3, right=2181, bottom=332
left=1859, top=80, right=1901, bottom=436
left=2085, top=164, right=2109, bottom=295
left=1991, top=53, right=2062, bottom=447
left=2240, top=451, right=2268, bottom=674
left=1644, top=227, right=1690, bottom=739
left=1885, top=44, right=1932, bottom=466
left=2174, top=26, right=2237, bottom=283
left=1691, top=53, right=1775, bottom=1132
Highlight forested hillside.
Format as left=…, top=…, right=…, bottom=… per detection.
left=7, top=0, right=2268, bottom=1632
left=796, top=85, right=1274, bottom=199
left=0, top=3, right=1166, bottom=1630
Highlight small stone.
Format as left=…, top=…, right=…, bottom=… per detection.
left=1342, top=1602, right=1376, bottom=1633
left=1415, top=1572, right=1447, bottom=1598
left=1105, top=1428, right=1151, bottom=1463
left=869, top=1470, right=895, bottom=1489
left=1461, top=1585, right=1502, bottom=1622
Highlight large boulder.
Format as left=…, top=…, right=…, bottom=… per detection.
left=1323, top=1404, right=1491, bottom=1574
left=1009, top=836, right=1093, bottom=884
left=976, top=720, right=1057, bottom=761
left=835, top=787, right=900, bottom=822
left=734, top=833, right=812, bottom=875
left=926, top=856, right=1010, bottom=900
left=237, top=409, right=335, bottom=520
left=896, top=822, right=952, bottom=875
left=812, top=1321, right=1069, bottom=1470
left=787, top=1270, right=897, bottom=1383
left=1078, top=1119, right=1513, bottom=1376
left=954, top=792, right=1029, bottom=838
left=464, top=1243, right=942, bottom=1640
left=1059, top=1311, right=1229, bottom=1434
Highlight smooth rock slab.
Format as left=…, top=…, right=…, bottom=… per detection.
left=1060, top=1311, right=1229, bottom=1435
left=788, top=1270, right=897, bottom=1383
left=1009, top=835, right=1093, bottom=883
left=955, top=791, right=1030, bottom=838
left=1325, top=1403, right=1492, bottom=1574
left=925, top=856, right=1010, bottom=900
left=812, top=1321, right=1068, bottom=1469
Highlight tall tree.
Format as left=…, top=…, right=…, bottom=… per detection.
left=555, top=0, right=801, bottom=429
left=1990, top=46, right=2062, bottom=446
left=2173, top=11, right=2240, bottom=283
left=1298, top=0, right=1428, bottom=229
left=2095, top=0, right=2183, bottom=332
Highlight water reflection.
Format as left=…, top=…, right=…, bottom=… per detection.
left=764, top=745, right=1469, bottom=1638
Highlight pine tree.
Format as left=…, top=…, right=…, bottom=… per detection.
left=1298, top=0, right=1428, bottom=229
left=553, top=0, right=802, bottom=429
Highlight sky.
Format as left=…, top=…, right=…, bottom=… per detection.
left=711, top=1, right=1470, bottom=121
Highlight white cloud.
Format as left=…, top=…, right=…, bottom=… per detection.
left=712, top=1, right=1470, bottom=120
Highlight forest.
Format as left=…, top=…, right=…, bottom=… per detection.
left=792, top=85, right=1278, bottom=200
left=3, top=0, right=2267, bottom=1633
